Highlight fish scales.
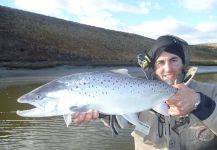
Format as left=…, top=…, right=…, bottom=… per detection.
left=17, top=71, right=176, bottom=117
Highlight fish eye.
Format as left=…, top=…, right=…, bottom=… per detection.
left=37, top=95, right=41, bottom=99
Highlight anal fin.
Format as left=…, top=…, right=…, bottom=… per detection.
left=122, top=113, right=150, bottom=135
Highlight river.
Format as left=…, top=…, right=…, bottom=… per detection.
left=1, top=66, right=217, bottom=150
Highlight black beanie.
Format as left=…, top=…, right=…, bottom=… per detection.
left=150, top=35, right=186, bottom=68
left=152, top=43, right=185, bottom=64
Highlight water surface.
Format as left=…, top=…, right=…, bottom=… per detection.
left=1, top=66, right=217, bottom=150
left=1, top=66, right=136, bottom=150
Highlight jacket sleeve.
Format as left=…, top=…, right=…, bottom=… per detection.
left=192, top=92, right=216, bottom=120
left=189, top=80, right=217, bottom=135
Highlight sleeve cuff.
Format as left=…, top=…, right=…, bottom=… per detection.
left=192, top=92, right=216, bottom=120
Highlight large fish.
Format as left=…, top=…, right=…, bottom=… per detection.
left=16, top=69, right=176, bottom=135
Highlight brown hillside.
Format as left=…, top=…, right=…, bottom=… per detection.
left=0, top=5, right=154, bottom=67
left=0, top=5, right=217, bottom=68
left=191, top=44, right=217, bottom=60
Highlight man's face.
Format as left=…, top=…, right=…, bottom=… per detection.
left=154, top=51, right=184, bottom=85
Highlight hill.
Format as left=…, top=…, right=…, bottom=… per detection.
left=191, top=44, right=217, bottom=65
left=0, top=5, right=154, bottom=68
left=0, top=5, right=217, bottom=68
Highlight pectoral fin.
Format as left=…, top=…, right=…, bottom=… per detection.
left=63, top=114, right=72, bottom=127
left=152, top=102, right=169, bottom=116
left=69, top=105, right=90, bottom=112
left=122, top=113, right=150, bottom=135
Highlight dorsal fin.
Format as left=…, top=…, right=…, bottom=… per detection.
left=110, top=68, right=132, bottom=77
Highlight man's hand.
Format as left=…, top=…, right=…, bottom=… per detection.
left=72, top=111, right=99, bottom=124
left=166, top=84, right=200, bottom=116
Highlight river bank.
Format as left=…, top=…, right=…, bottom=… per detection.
left=1, top=59, right=217, bottom=70
left=1, top=65, right=217, bottom=88
left=0, top=66, right=143, bottom=88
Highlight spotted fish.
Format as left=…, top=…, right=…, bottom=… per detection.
left=16, top=69, right=176, bottom=135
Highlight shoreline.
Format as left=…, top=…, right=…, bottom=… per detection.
left=1, top=60, right=217, bottom=70
left=1, top=65, right=217, bottom=89
left=0, top=61, right=138, bottom=69
left=0, top=66, right=144, bottom=88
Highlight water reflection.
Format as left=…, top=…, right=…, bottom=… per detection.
left=2, top=120, right=134, bottom=149
left=1, top=66, right=217, bottom=150
left=0, top=67, right=135, bottom=150
left=0, top=116, right=133, bottom=150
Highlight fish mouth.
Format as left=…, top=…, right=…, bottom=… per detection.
left=16, top=108, right=44, bottom=117
left=17, top=96, right=45, bottom=110
left=17, top=100, right=46, bottom=117
left=17, top=96, right=33, bottom=104
left=17, top=97, right=47, bottom=117
left=16, top=106, right=57, bottom=117
left=16, top=98, right=62, bottom=117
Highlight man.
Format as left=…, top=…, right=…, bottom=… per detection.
left=73, top=35, right=217, bottom=150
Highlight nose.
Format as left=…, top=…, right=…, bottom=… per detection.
left=164, top=61, right=172, bottom=72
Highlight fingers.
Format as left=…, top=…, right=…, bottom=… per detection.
left=73, top=111, right=99, bottom=124
left=92, top=111, right=99, bottom=119
left=172, top=83, right=184, bottom=88
left=168, top=105, right=183, bottom=116
left=166, top=96, right=178, bottom=105
left=167, top=97, right=186, bottom=116
left=166, top=99, right=175, bottom=105
left=167, top=83, right=198, bottom=116
left=168, top=106, right=177, bottom=116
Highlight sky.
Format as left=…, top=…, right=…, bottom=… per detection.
left=1, top=0, right=217, bottom=44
